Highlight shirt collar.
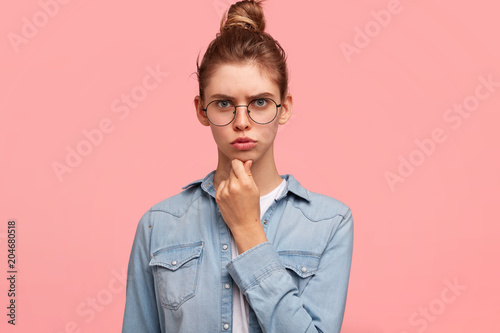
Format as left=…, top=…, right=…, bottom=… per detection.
left=181, top=170, right=310, bottom=202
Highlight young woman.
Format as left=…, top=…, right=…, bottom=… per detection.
left=122, top=1, right=353, bottom=332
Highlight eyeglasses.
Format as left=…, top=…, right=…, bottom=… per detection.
left=202, top=98, right=281, bottom=126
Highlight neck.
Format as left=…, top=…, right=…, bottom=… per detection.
left=213, top=148, right=283, bottom=197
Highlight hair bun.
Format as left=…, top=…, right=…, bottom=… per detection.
left=220, top=0, right=266, bottom=33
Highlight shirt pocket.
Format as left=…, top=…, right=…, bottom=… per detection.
left=149, top=241, right=204, bottom=310
left=278, top=251, right=320, bottom=295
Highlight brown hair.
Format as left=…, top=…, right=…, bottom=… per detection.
left=196, top=0, right=288, bottom=102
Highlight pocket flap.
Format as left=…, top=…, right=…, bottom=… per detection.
left=278, top=251, right=320, bottom=278
left=149, top=241, right=204, bottom=271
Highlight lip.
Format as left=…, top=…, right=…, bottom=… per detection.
left=231, top=137, right=256, bottom=144
left=231, top=137, right=256, bottom=150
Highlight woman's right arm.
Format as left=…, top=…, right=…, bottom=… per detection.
left=122, top=209, right=161, bottom=333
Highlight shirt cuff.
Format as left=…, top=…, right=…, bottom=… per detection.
left=226, top=241, right=284, bottom=294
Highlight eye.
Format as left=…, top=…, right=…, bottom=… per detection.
left=253, top=98, right=268, bottom=107
left=217, top=100, right=232, bottom=108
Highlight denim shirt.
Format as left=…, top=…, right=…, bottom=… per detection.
left=122, top=170, right=354, bottom=333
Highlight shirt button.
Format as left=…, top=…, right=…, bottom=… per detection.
left=171, top=260, right=177, bottom=266
left=222, top=244, right=228, bottom=250
left=223, top=323, right=229, bottom=330
left=263, top=219, right=268, bottom=225
left=301, top=266, right=307, bottom=273
left=224, top=283, right=231, bottom=289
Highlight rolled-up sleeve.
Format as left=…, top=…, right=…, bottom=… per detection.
left=226, top=208, right=354, bottom=333
left=122, top=209, right=161, bottom=333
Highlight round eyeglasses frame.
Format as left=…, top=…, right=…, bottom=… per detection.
left=202, top=98, right=282, bottom=127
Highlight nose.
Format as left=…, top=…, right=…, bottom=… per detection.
left=232, top=105, right=251, bottom=130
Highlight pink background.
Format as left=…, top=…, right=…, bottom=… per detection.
left=1, top=0, right=499, bottom=332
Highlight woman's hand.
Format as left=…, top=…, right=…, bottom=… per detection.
left=215, top=159, right=268, bottom=253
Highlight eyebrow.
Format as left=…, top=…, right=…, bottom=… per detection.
left=209, top=92, right=276, bottom=100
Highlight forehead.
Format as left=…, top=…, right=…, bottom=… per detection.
left=205, top=63, right=279, bottom=99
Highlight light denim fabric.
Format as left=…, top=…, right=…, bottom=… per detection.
left=122, top=170, right=353, bottom=333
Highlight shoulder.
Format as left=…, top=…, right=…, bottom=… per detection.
left=294, top=190, right=351, bottom=223
left=285, top=174, right=351, bottom=223
left=148, top=172, right=213, bottom=218
left=149, top=184, right=204, bottom=218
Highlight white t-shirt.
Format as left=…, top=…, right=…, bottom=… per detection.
left=230, top=178, right=287, bottom=332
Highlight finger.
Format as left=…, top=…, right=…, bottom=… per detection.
left=231, top=159, right=248, bottom=180
left=244, top=160, right=253, bottom=176
left=217, top=179, right=225, bottom=196
left=228, top=167, right=238, bottom=187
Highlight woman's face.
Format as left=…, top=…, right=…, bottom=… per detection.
left=195, top=62, right=292, bottom=168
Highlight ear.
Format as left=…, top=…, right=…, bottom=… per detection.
left=194, top=95, right=210, bottom=126
left=277, top=93, right=293, bottom=125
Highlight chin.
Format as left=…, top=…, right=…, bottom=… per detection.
left=224, top=150, right=258, bottom=161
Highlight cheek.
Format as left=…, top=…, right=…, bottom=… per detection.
left=261, top=124, right=279, bottom=141
left=209, top=126, right=227, bottom=143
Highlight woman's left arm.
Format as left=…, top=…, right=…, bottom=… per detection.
left=227, top=208, right=354, bottom=333
left=216, top=159, right=353, bottom=332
